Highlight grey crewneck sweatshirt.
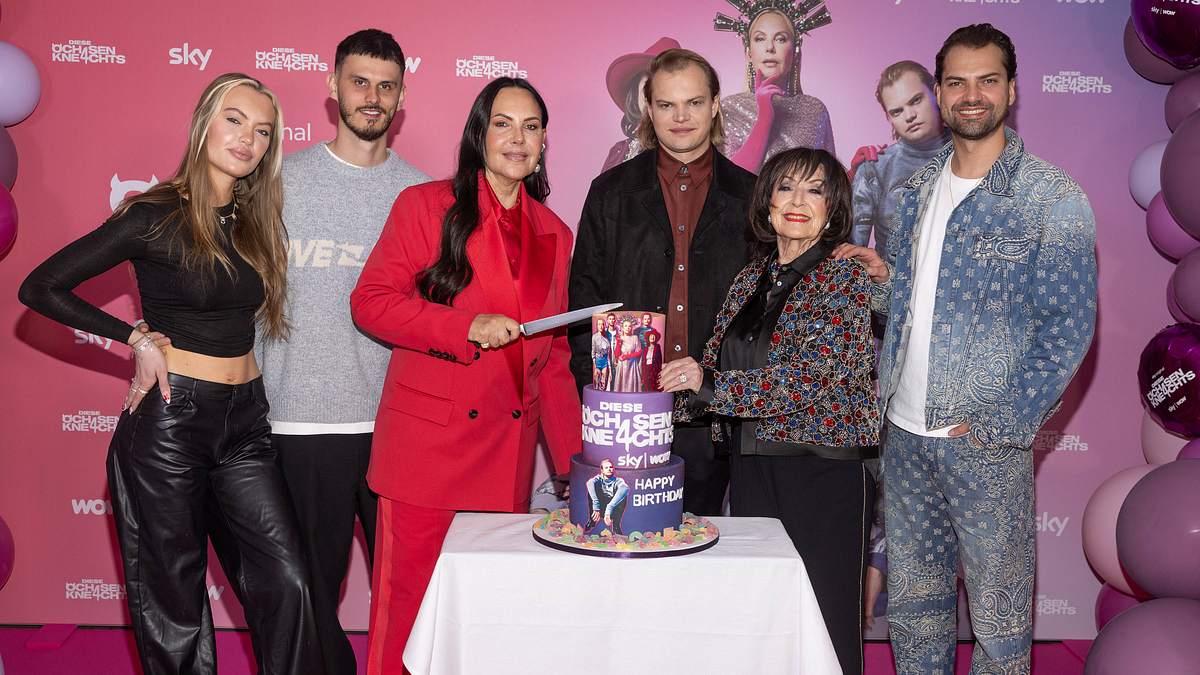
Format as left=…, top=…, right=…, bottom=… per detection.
left=257, top=143, right=430, bottom=434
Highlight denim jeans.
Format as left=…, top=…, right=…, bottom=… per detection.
left=883, top=422, right=1034, bottom=675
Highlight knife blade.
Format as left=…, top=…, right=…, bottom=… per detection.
left=519, top=303, right=623, bottom=336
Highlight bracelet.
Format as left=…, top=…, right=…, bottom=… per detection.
left=132, top=336, right=158, bottom=353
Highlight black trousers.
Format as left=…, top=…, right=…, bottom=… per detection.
left=729, top=452, right=875, bottom=675
left=671, top=424, right=730, bottom=516
left=274, top=433, right=377, bottom=675
left=107, top=374, right=322, bottom=675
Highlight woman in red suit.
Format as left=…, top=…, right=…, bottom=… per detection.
left=350, top=77, right=581, bottom=673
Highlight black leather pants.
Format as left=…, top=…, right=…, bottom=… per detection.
left=106, top=373, right=323, bottom=675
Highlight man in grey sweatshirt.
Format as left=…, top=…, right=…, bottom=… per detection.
left=847, top=59, right=950, bottom=636
left=851, top=60, right=951, bottom=258
left=256, top=29, right=429, bottom=675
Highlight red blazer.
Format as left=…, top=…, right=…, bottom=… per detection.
left=351, top=176, right=581, bottom=512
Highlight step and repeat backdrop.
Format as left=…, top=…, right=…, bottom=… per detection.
left=0, top=0, right=1175, bottom=639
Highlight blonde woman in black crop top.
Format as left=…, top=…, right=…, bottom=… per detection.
left=19, top=73, right=322, bottom=675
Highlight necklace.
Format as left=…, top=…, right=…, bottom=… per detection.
left=216, top=204, right=237, bottom=226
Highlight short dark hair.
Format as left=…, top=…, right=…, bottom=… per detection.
left=636, top=48, right=725, bottom=150
left=335, top=29, right=406, bottom=75
left=748, top=147, right=852, bottom=255
left=935, top=23, right=1016, bottom=84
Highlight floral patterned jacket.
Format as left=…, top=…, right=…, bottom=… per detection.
left=676, top=254, right=880, bottom=448
left=872, top=128, right=1097, bottom=450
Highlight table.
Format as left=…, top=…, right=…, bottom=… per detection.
left=403, top=513, right=842, bottom=674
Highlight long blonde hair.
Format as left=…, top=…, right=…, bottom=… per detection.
left=114, top=73, right=289, bottom=340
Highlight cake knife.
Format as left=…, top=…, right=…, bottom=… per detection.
left=519, top=303, right=623, bottom=336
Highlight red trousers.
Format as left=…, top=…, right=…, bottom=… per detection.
left=367, top=497, right=455, bottom=675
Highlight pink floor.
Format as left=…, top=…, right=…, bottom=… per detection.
left=0, top=626, right=1088, bottom=674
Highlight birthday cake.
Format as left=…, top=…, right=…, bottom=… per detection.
left=532, top=311, right=718, bottom=557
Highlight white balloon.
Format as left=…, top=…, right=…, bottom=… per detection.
left=1129, top=140, right=1169, bottom=210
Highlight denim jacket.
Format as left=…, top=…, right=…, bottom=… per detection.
left=872, top=129, right=1096, bottom=450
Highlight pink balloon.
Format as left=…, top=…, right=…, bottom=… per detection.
left=1117, top=460, right=1200, bottom=600
left=1083, top=465, right=1156, bottom=596
left=1179, top=438, right=1200, bottom=460
left=1170, top=249, right=1200, bottom=324
left=0, top=183, right=15, bottom=260
left=1166, top=74, right=1200, bottom=132
left=0, top=516, right=12, bottom=591
left=0, top=41, right=40, bottom=125
left=1095, top=583, right=1143, bottom=632
left=1168, top=284, right=1195, bottom=323
left=1085, top=599, right=1200, bottom=675
left=1141, top=409, right=1189, bottom=464
left=1147, top=192, right=1200, bottom=261
left=1124, top=18, right=1193, bottom=84
left=1162, top=112, right=1200, bottom=237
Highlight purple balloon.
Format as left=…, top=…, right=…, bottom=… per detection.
left=1085, top=598, right=1200, bottom=674
left=0, top=126, right=16, bottom=190
left=0, top=516, right=11, bottom=591
left=1171, top=249, right=1200, bottom=323
left=1124, top=18, right=1193, bottom=84
left=0, top=41, right=40, bottom=125
left=1117, top=460, right=1200, bottom=600
left=1095, top=584, right=1143, bottom=632
left=1163, top=113, right=1200, bottom=238
left=0, top=183, right=15, bottom=260
left=1166, top=74, right=1200, bottom=132
left=1138, top=323, right=1200, bottom=436
left=1179, top=438, right=1200, bottom=460
left=1148, top=192, right=1200, bottom=260
left=1167, top=284, right=1195, bottom=324
left=1130, top=140, right=1168, bottom=210
left=1132, top=0, right=1200, bottom=70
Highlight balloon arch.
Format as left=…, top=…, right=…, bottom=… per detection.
left=1084, top=3, right=1200, bottom=673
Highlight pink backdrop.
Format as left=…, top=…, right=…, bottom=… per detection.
left=0, top=0, right=1172, bottom=639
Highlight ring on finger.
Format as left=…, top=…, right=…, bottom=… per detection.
left=480, top=342, right=491, bottom=349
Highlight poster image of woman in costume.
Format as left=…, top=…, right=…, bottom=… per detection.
left=599, top=37, right=681, bottom=173
left=715, top=0, right=836, bottom=172
left=613, top=318, right=644, bottom=392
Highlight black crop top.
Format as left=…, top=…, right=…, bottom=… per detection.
left=18, top=199, right=264, bottom=357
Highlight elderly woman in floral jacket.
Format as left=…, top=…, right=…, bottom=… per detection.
left=661, top=147, right=878, bottom=675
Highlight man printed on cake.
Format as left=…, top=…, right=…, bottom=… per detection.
left=604, top=313, right=620, bottom=389
left=586, top=459, right=629, bottom=534
left=591, top=316, right=612, bottom=391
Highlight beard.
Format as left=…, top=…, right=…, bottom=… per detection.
left=339, top=100, right=394, bottom=142
left=944, top=99, right=1008, bottom=141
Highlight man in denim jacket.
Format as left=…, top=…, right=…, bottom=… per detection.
left=837, top=24, right=1096, bottom=675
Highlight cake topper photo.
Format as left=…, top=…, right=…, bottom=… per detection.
left=590, top=311, right=666, bottom=392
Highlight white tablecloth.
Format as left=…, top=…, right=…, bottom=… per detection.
left=403, top=513, right=841, bottom=675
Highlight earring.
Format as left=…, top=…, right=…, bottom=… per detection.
left=822, top=221, right=830, bottom=231
left=535, top=162, right=542, bottom=173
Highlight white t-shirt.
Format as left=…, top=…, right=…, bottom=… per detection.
left=887, top=158, right=982, bottom=437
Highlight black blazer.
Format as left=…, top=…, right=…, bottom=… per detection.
left=567, top=148, right=757, bottom=393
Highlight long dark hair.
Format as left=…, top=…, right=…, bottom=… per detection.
left=417, top=78, right=551, bottom=305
